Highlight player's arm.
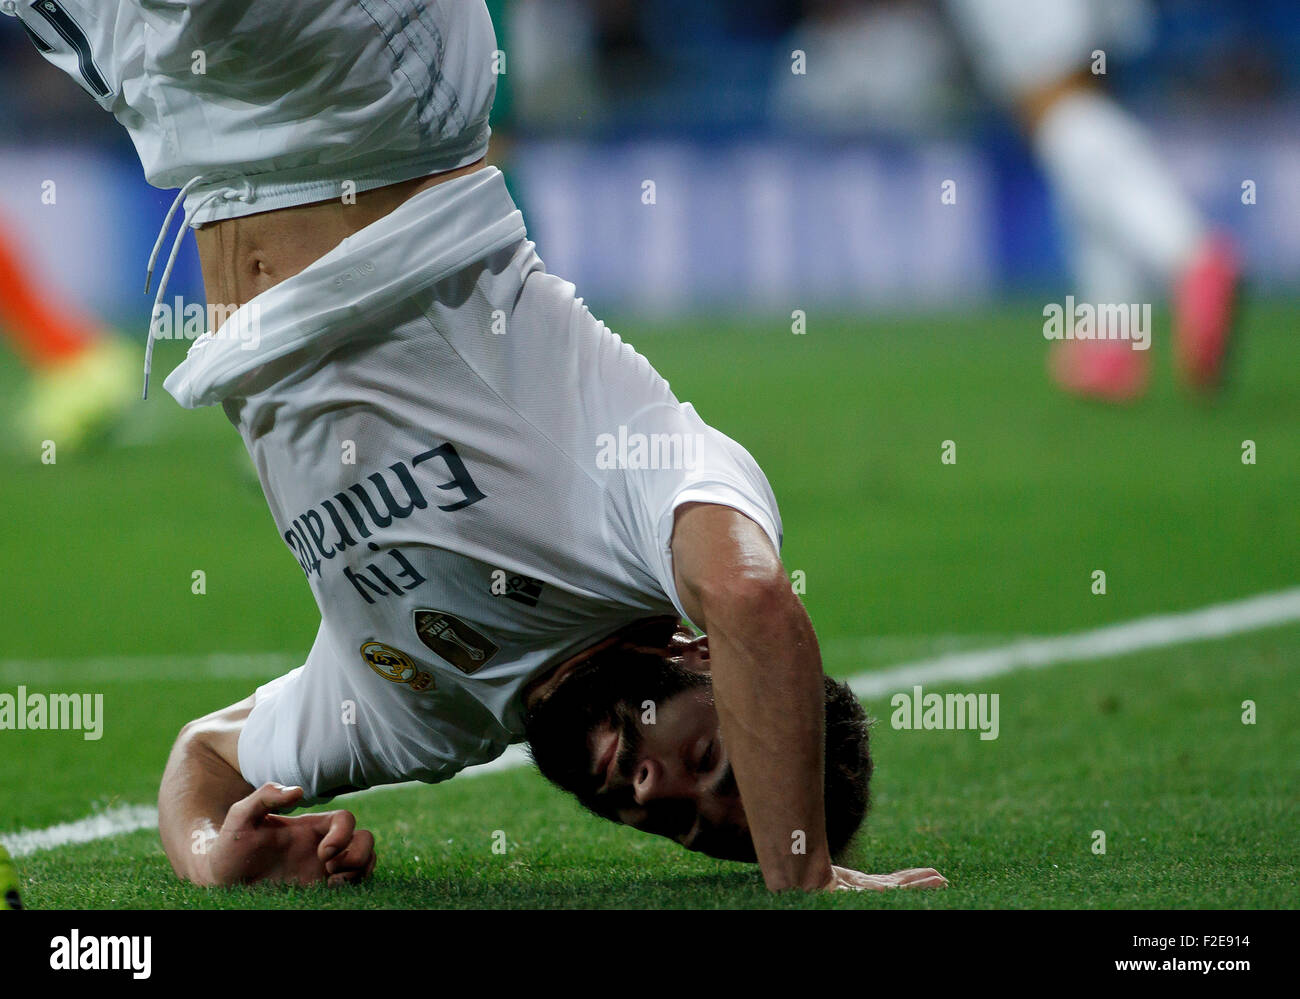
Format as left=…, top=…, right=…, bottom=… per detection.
left=158, top=696, right=375, bottom=886
left=669, top=501, right=838, bottom=891
left=670, top=502, right=947, bottom=892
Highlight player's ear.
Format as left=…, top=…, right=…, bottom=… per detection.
left=677, top=633, right=710, bottom=673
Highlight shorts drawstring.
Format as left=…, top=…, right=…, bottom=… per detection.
left=142, top=176, right=254, bottom=399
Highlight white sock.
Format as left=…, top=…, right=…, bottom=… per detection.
left=1034, top=89, right=1205, bottom=285
left=1067, top=209, right=1146, bottom=304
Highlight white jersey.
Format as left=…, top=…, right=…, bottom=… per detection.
left=6, top=0, right=496, bottom=224
left=164, top=168, right=784, bottom=803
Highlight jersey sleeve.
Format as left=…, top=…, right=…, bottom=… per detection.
left=621, top=402, right=784, bottom=627
left=237, top=623, right=499, bottom=804
left=236, top=630, right=361, bottom=806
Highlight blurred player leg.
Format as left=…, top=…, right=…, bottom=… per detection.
left=1032, top=80, right=1242, bottom=396
left=1050, top=209, right=1148, bottom=402
left=1170, top=231, right=1241, bottom=393
left=946, top=0, right=1241, bottom=398
left=0, top=217, right=136, bottom=451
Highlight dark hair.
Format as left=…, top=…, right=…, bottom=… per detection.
left=822, top=674, right=874, bottom=859
left=524, top=630, right=874, bottom=862
left=524, top=645, right=707, bottom=809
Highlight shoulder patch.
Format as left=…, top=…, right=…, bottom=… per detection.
left=413, top=609, right=499, bottom=674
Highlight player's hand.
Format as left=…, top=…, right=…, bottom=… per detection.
left=206, top=782, right=377, bottom=887
left=823, top=865, right=947, bottom=891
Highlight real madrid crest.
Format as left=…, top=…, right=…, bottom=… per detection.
left=360, top=641, right=435, bottom=692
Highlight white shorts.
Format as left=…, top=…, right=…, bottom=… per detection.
left=946, top=0, right=1101, bottom=102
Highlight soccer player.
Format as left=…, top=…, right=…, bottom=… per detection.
left=0, top=215, right=136, bottom=451
left=6, top=1, right=944, bottom=894
left=945, top=0, right=1241, bottom=401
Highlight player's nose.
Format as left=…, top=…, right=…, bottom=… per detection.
left=635, top=756, right=684, bottom=804
left=632, top=758, right=693, bottom=804
left=631, top=758, right=659, bottom=803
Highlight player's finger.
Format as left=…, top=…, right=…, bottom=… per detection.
left=894, top=867, right=946, bottom=885
left=836, top=873, right=888, bottom=891
left=327, top=865, right=373, bottom=887
left=840, top=868, right=895, bottom=889
left=326, top=863, right=372, bottom=887
left=225, top=782, right=303, bottom=829
left=906, top=875, right=949, bottom=889
left=331, top=849, right=378, bottom=885
left=315, top=810, right=358, bottom=862
left=325, top=829, right=375, bottom=875
left=892, top=869, right=947, bottom=889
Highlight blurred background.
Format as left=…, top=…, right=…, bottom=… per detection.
left=1, top=0, right=1298, bottom=322
left=0, top=0, right=1293, bottom=664
left=3, top=3, right=1299, bottom=904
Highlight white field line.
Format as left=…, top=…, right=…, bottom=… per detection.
left=4, top=586, right=1299, bottom=857
left=0, top=747, right=537, bottom=858
left=0, top=651, right=300, bottom=685
left=2, top=805, right=158, bottom=859
left=848, top=585, right=1300, bottom=700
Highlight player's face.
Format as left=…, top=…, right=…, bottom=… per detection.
left=585, top=677, right=754, bottom=862
left=525, top=623, right=756, bottom=861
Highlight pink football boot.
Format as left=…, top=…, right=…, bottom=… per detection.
left=1173, top=233, right=1242, bottom=394
left=1049, top=337, right=1150, bottom=403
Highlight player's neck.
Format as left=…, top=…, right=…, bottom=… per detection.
left=522, top=616, right=682, bottom=711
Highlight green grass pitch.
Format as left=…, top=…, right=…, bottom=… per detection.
left=1, top=299, right=1297, bottom=908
